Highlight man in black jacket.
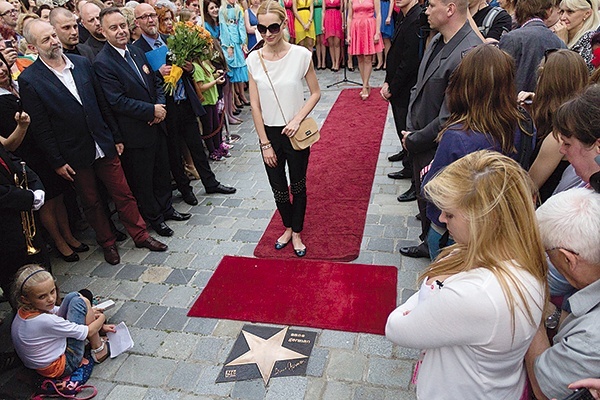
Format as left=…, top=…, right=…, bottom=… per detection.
left=20, top=19, right=168, bottom=265
left=50, top=8, right=96, bottom=63
left=382, top=0, right=422, bottom=201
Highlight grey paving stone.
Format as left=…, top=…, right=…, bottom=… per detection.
left=401, top=289, right=418, bottom=304
left=110, top=280, right=144, bottom=300
left=109, top=301, right=149, bottom=326
left=305, top=378, right=325, bottom=400
left=190, top=336, right=227, bottom=362
left=142, top=251, right=170, bottom=265
left=367, top=237, right=395, bottom=252
left=318, top=330, right=357, bottom=349
left=135, top=305, right=168, bottom=329
left=264, top=376, right=307, bottom=400
left=325, top=350, right=367, bottom=382
left=363, top=224, right=385, bottom=237
left=306, top=347, right=328, bottom=377
left=366, top=357, right=413, bottom=388
left=357, top=334, right=394, bottom=357
left=165, top=269, right=196, bottom=285
left=247, top=209, right=273, bottom=219
left=114, top=264, right=147, bottom=281
left=231, top=379, right=267, bottom=400
left=384, top=225, right=409, bottom=239
left=211, top=319, right=245, bottom=337
left=105, top=384, right=148, bottom=399
left=135, top=283, right=169, bottom=303
left=373, top=252, right=401, bottom=267
left=115, top=355, right=177, bottom=386
left=157, top=332, right=198, bottom=360
left=193, top=364, right=234, bottom=396
left=128, top=327, right=168, bottom=356
left=144, top=388, right=184, bottom=400
left=87, top=353, right=129, bottom=380
left=85, top=379, right=115, bottom=400
left=322, top=381, right=353, bottom=400
left=232, top=229, right=264, bottom=242
left=188, top=215, right=216, bottom=226
left=164, top=253, right=196, bottom=269
left=163, top=238, right=194, bottom=253
left=184, top=316, right=219, bottom=335
left=161, top=286, right=198, bottom=308
left=156, top=307, right=189, bottom=331
left=90, top=262, right=124, bottom=278
left=353, top=385, right=387, bottom=400
left=392, top=345, right=421, bottom=361
left=57, top=275, right=95, bottom=293
left=167, top=361, right=205, bottom=391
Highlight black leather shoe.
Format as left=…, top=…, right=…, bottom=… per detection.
left=415, top=213, right=422, bottom=221
left=69, top=243, right=90, bottom=252
left=58, top=251, right=79, bottom=262
left=168, top=210, right=191, bottom=221
left=113, top=230, right=128, bottom=242
left=103, top=245, right=120, bottom=265
left=399, top=242, right=429, bottom=259
left=206, top=184, right=237, bottom=195
left=182, top=191, right=198, bottom=206
left=388, top=150, right=406, bottom=162
left=388, top=168, right=413, bottom=180
left=152, top=222, right=174, bottom=237
left=397, top=187, right=417, bottom=202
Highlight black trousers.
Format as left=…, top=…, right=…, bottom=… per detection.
left=411, top=148, right=437, bottom=242
left=120, top=133, right=174, bottom=225
left=264, top=125, right=310, bottom=233
left=390, top=98, right=413, bottom=173
left=166, top=98, right=219, bottom=193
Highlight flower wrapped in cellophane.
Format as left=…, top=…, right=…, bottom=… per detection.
left=164, top=21, right=213, bottom=95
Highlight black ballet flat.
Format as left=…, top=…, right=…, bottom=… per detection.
left=347, top=67, right=355, bottom=72
left=233, top=109, right=241, bottom=116
left=275, top=240, right=290, bottom=250
left=242, top=100, right=251, bottom=106
left=294, top=247, right=307, bottom=257
left=69, top=243, right=90, bottom=252
left=58, top=251, right=80, bottom=262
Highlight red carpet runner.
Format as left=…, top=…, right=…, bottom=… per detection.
left=254, top=88, right=390, bottom=261
left=188, top=256, right=398, bottom=335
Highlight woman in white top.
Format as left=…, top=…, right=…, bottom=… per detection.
left=386, top=150, right=548, bottom=399
left=246, top=0, right=320, bottom=257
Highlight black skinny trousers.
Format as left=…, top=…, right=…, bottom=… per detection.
left=264, top=125, right=310, bottom=233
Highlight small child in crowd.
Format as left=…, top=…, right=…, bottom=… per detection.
left=10, top=265, right=115, bottom=378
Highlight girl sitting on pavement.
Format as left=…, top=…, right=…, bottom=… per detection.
left=11, top=265, right=115, bottom=378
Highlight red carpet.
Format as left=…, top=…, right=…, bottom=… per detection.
left=254, top=88, right=389, bottom=261
left=188, top=256, right=398, bottom=335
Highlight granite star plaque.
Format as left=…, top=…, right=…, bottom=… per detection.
left=216, top=325, right=317, bottom=384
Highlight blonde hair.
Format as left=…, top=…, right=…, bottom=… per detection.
left=12, top=264, right=54, bottom=309
left=560, top=0, right=600, bottom=47
left=16, top=13, right=38, bottom=36
left=422, top=150, right=547, bottom=333
left=257, top=0, right=286, bottom=21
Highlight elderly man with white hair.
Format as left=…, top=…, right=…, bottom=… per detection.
left=526, top=188, right=600, bottom=400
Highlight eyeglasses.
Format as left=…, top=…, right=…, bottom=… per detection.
left=257, top=21, right=284, bottom=35
left=136, top=13, right=158, bottom=20
left=0, top=9, right=18, bottom=16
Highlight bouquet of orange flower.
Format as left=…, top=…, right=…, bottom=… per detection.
left=164, top=21, right=213, bottom=95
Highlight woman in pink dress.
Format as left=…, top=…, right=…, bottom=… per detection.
left=322, top=0, right=344, bottom=71
left=347, top=0, right=383, bottom=99
left=281, top=0, right=297, bottom=42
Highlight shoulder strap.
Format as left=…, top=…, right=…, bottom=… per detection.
left=258, top=51, right=288, bottom=124
left=480, top=6, right=502, bottom=37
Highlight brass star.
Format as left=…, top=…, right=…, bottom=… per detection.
left=225, top=327, right=307, bottom=384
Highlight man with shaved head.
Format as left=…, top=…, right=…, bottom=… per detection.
left=79, top=1, right=105, bottom=55
left=49, top=7, right=95, bottom=61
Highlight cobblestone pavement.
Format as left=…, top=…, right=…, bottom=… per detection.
left=0, top=68, right=429, bottom=399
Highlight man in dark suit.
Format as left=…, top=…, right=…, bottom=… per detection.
left=80, top=2, right=106, bottom=56
left=50, top=7, right=96, bottom=63
left=94, top=7, right=190, bottom=237
left=19, top=19, right=168, bottom=265
left=133, top=3, right=236, bottom=206
left=381, top=0, right=422, bottom=199
left=0, top=144, right=50, bottom=305
left=399, top=0, right=482, bottom=258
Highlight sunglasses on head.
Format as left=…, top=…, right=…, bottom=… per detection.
left=257, top=21, right=284, bottom=34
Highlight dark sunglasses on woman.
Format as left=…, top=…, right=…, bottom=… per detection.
left=256, top=21, right=284, bottom=35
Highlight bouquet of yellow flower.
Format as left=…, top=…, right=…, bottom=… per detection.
left=164, top=21, right=213, bottom=95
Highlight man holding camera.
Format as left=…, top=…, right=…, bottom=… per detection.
left=132, top=3, right=235, bottom=209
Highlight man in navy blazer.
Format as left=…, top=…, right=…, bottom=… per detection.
left=19, top=20, right=168, bottom=265
left=94, top=7, right=190, bottom=237
left=132, top=3, right=236, bottom=207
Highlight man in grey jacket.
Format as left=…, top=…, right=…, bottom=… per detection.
left=399, top=0, right=482, bottom=258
